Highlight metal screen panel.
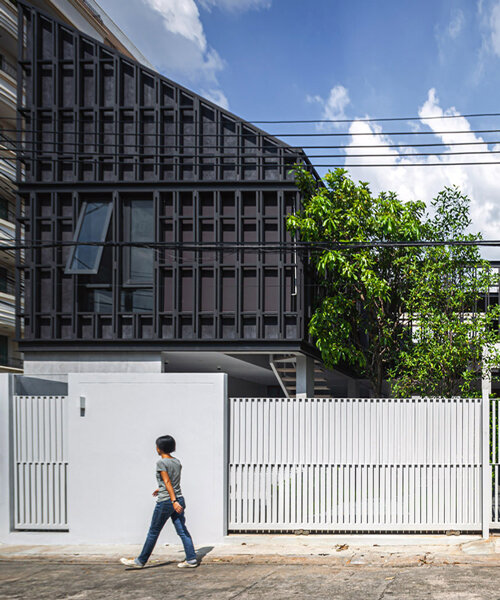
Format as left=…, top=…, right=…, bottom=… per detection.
left=491, top=398, right=500, bottom=527
left=12, top=396, right=68, bottom=530
left=229, top=397, right=482, bottom=532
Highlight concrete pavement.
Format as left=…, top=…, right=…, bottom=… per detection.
left=2, top=560, right=500, bottom=599
left=2, top=535, right=500, bottom=599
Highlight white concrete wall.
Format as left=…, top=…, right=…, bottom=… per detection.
left=0, top=372, right=228, bottom=546
left=0, top=374, right=13, bottom=541
left=23, top=352, right=163, bottom=383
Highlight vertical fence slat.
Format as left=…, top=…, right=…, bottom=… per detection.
left=12, top=396, right=68, bottom=531
left=228, top=396, right=483, bottom=532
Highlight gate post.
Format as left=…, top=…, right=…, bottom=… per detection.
left=0, top=373, right=13, bottom=541
left=482, top=366, right=492, bottom=539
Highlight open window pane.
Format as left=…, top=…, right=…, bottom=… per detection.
left=65, top=201, right=112, bottom=274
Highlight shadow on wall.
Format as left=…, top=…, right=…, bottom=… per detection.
left=14, top=376, right=68, bottom=396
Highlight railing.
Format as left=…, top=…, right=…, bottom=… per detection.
left=0, top=53, right=16, bottom=80
left=0, top=355, right=23, bottom=369
left=0, top=274, right=16, bottom=296
left=0, top=0, right=17, bottom=39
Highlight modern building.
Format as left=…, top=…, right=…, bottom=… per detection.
left=0, top=0, right=151, bottom=373
left=16, top=2, right=359, bottom=397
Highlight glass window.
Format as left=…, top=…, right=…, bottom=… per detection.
left=65, top=201, right=113, bottom=274
left=0, top=335, right=8, bottom=364
left=124, top=198, right=154, bottom=283
left=0, top=267, right=7, bottom=293
left=120, top=289, right=153, bottom=313
left=93, top=289, right=113, bottom=314
left=0, top=197, right=9, bottom=221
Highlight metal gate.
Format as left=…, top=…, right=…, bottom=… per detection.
left=228, top=397, right=483, bottom=532
left=490, top=397, right=500, bottom=527
left=12, top=395, right=68, bottom=530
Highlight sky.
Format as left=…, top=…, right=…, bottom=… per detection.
left=96, top=0, right=500, bottom=257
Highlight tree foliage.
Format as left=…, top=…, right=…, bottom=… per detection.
left=389, top=188, right=500, bottom=397
left=288, top=167, right=500, bottom=397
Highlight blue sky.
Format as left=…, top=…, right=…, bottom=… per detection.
left=96, top=0, right=500, bottom=253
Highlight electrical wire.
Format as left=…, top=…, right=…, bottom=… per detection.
left=5, top=156, right=500, bottom=168
left=7, top=127, right=500, bottom=138
left=2, top=239, right=500, bottom=252
left=249, top=113, right=500, bottom=124
left=6, top=111, right=500, bottom=124
left=4, top=132, right=500, bottom=152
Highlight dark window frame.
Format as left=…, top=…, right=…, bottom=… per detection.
left=65, top=200, right=113, bottom=275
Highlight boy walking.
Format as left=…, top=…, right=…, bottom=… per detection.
left=120, top=435, right=198, bottom=568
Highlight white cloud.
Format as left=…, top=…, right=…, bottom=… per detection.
left=448, top=9, right=465, bottom=38
left=202, top=88, right=229, bottom=109
left=140, top=0, right=228, bottom=106
left=307, top=85, right=350, bottom=129
left=145, top=0, right=207, bottom=49
left=342, top=89, right=500, bottom=259
left=198, top=0, right=271, bottom=11
left=490, top=1, right=500, bottom=55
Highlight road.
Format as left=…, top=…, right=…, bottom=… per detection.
left=2, top=559, right=500, bottom=600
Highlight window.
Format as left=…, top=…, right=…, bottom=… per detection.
left=93, top=289, right=113, bottom=313
left=120, top=289, right=153, bottom=313
left=124, top=198, right=154, bottom=283
left=65, top=201, right=112, bottom=274
left=0, top=197, right=9, bottom=221
left=0, top=267, right=7, bottom=293
left=0, top=335, right=8, bottom=365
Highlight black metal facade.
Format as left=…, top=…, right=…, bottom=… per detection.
left=16, top=3, right=319, bottom=351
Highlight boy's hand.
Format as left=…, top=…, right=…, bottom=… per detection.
left=173, top=501, right=183, bottom=514
left=152, top=489, right=159, bottom=497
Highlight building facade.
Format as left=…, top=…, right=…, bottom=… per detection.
left=16, top=2, right=358, bottom=397
left=0, top=0, right=151, bottom=373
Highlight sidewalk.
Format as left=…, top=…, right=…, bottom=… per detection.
left=2, top=533, right=500, bottom=567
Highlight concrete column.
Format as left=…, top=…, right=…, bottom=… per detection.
left=0, top=374, right=13, bottom=540
left=296, top=354, right=314, bottom=399
left=482, top=347, right=493, bottom=539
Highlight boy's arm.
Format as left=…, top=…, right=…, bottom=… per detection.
left=159, top=470, right=183, bottom=513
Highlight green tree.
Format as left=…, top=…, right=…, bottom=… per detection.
left=287, top=167, right=427, bottom=396
left=389, top=186, right=500, bottom=397
left=288, top=168, right=500, bottom=397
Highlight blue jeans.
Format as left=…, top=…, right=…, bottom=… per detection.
left=137, top=497, right=196, bottom=565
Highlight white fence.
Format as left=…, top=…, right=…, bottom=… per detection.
left=12, top=396, right=68, bottom=530
left=229, top=397, right=484, bottom=532
left=491, top=397, right=500, bottom=527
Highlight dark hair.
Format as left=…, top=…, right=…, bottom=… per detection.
left=156, top=435, right=176, bottom=454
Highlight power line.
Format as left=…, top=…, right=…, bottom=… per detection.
left=3, top=134, right=500, bottom=153
left=5, top=111, right=500, bottom=124
left=249, top=113, right=500, bottom=124
left=5, top=156, right=500, bottom=168
left=8, top=149, right=500, bottom=159
left=5, top=126, right=500, bottom=138
left=3, top=239, right=500, bottom=252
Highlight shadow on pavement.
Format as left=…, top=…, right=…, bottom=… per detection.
left=125, top=561, right=175, bottom=571
left=196, top=546, right=214, bottom=563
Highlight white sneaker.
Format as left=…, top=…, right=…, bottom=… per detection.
left=120, top=557, right=144, bottom=568
left=177, top=560, right=198, bottom=568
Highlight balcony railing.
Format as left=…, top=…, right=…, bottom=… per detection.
left=0, top=275, right=16, bottom=296
left=0, top=54, right=16, bottom=80
left=0, top=356, right=23, bottom=370
left=0, top=0, right=17, bottom=39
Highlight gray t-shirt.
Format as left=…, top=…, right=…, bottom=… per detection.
left=156, top=457, right=182, bottom=503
